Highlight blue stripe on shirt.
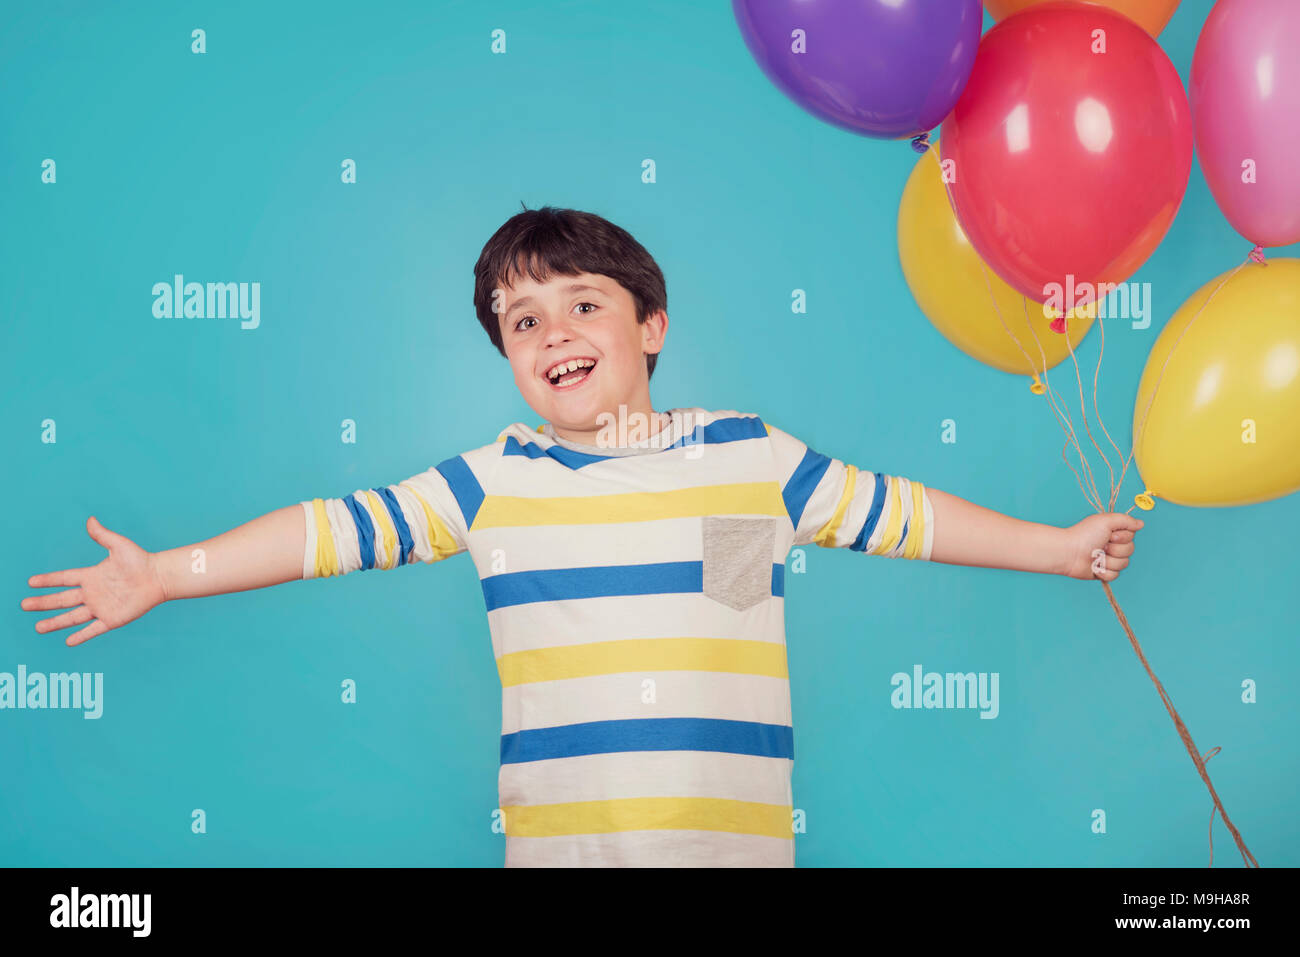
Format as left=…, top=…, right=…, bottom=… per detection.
left=669, top=415, right=767, bottom=450
left=851, top=472, right=888, bottom=552
left=374, top=487, right=414, bottom=566
left=783, top=447, right=832, bottom=531
left=436, top=455, right=484, bottom=530
left=500, top=717, right=794, bottom=764
left=501, top=435, right=622, bottom=468
left=481, top=561, right=786, bottom=611
left=343, top=493, right=377, bottom=570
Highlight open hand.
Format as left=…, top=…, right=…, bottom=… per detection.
left=1062, top=512, right=1144, bottom=582
left=20, top=516, right=167, bottom=646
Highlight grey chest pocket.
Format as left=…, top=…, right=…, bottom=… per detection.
left=701, top=516, right=777, bottom=611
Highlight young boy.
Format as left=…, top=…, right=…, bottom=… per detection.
left=22, top=206, right=1143, bottom=867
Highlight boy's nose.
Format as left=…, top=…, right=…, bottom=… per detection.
left=542, top=320, right=576, bottom=344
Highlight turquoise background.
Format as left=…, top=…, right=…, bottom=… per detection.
left=2, top=0, right=1295, bottom=867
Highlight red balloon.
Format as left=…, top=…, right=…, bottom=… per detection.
left=941, top=1, right=1193, bottom=306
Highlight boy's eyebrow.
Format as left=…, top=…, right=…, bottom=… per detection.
left=504, top=283, right=607, bottom=318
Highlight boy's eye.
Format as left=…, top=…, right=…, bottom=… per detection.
left=515, top=303, right=597, bottom=331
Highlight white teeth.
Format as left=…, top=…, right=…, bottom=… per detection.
left=547, top=358, right=594, bottom=381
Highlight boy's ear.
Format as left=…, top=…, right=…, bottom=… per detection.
left=642, top=309, right=668, bottom=354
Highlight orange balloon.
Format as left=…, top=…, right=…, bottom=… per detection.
left=985, top=0, right=1179, bottom=37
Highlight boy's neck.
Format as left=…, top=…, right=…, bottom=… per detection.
left=549, top=406, right=669, bottom=448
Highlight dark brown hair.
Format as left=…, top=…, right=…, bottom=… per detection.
left=473, top=205, right=667, bottom=379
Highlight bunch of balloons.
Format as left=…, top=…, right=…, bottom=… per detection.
left=734, top=0, right=1300, bottom=510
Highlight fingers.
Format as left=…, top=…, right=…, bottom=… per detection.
left=28, top=517, right=120, bottom=585
left=21, top=587, right=84, bottom=612
left=67, top=619, right=108, bottom=647
left=1113, top=514, right=1145, bottom=533
left=86, top=515, right=127, bottom=551
left=34, top=605, right=94, bottom=634
left=28, top=569, right=86, bottom=589
left=1091, top=513, right=1143, bottom=582
left=1093, top=550, right=1130, bottom=582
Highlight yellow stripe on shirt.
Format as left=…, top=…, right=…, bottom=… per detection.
left=872, top=476, right=905, bottom=556
left=400, top=481, right=461, bottom=562
left=363, top=489, right=398, bottom=569
left=473, top=483, right=786, bottom=529
left=311, top=498, right=340, bottom=578
left=903, top=480, right=927, bottom=559
left=497, top=637, right=790, bottom=687
left=502, top=796, right=793, bottom=839
left=812, top=463, right=857, bottom=547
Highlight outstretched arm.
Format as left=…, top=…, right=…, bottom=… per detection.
left=22, top=507, right=306, bottom=647
left=22, top=462, right=471, bottom=646
left=763, top=419, right=1144, bottom=582
left=927, top=487, right=1143, bottom=581
left=152, top=506, right=305, bottom=598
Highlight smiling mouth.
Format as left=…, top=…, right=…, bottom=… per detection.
left=544, top=358, right=598, bottom=390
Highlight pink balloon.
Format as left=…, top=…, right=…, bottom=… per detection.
left=1191, top=0, right=1300, bottom=248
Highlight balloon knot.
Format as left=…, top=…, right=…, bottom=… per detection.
left=1048, top=313, right=1068, bottom=334
left=1249, top=245, right=1267, bottom=265
left=1029, top=373, right=1045, bottom=395
left=1134, top=490, right=1156, bottom=511
left=910, top=132, right=930, bottom=154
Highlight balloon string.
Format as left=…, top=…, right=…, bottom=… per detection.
left=993, top=264, right=1107, bottom=511
left=1058, top=306, right=1126, bottom=510
left=1203, top=747, right=1222, bottom=868
left=1055, top=310, right=1118, bottom=509
left=1094, top=318, right=1129, bottom=508
left=1009, top=295, right=1119, bottom=513
left=997, top=272, right=1104, bottom=512
left=1101, top=581, right=1258, bottom=867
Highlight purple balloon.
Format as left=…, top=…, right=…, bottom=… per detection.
left=733, top=0, right=982, bottom=142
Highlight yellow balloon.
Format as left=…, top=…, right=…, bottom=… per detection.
left=898, top=146, right=1095, bottom=379
left=1133, top=258, right=1300, bottom=507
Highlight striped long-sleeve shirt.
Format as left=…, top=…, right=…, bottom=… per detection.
left=299, top=408, right=935, bottom=866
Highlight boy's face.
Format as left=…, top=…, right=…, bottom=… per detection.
left=497, top=269, right=667, bottom=442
